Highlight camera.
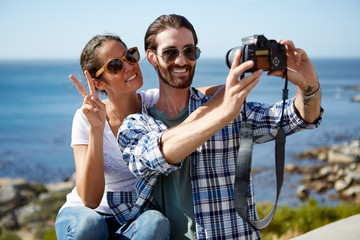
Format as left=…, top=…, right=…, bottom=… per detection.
left=226, top=35, right=287, bottom=72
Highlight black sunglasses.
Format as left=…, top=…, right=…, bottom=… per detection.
left=95, top=47, right=140, bottom=78
left=154, top=46, right=201, bottom=63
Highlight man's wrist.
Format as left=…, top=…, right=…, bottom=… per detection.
left=300, top=74, right=320, bottom=95
left=300, top=80, right=321, bottom=101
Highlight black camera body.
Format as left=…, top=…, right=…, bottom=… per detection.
left=226, top=35, right=287, bottom=73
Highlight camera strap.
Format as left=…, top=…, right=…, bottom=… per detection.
left=234, top=71, right=288, bottom=230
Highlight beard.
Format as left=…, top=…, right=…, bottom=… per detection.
left=155, top=63, right=195, bottom=89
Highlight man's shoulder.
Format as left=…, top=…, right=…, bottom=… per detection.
left=189, top=87, right=212, bottom=106
left=122, top=112, right=167, bottom=132
left=123, top=113, right=149, bottom=125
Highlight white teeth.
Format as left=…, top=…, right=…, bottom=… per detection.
left=126, top=74, right=136, bottom=81
left=173, top=69, right=186, bottom=73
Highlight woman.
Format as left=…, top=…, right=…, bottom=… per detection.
left=55, top=35, right=170, bottom=240
left=55, top=34, right=217, bottom=239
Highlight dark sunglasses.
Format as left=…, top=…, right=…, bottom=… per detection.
left=155, top=46, right=201, bottom=63
left=95, top=47, right=140, bottom=78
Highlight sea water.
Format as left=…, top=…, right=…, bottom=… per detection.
left=1, top=58, right=359, bottom=206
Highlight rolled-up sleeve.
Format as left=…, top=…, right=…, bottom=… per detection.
left=246, top=98, right=324, bottom=143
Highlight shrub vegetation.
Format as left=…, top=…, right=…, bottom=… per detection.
left=258, top=198, right=360, bottom=240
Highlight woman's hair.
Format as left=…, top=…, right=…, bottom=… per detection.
left=80, top=34, right=127, bottom=94
left=144, top=14, right=198, bottom=52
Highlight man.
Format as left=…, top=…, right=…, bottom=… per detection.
left=110, top=14, right=323, bottom=239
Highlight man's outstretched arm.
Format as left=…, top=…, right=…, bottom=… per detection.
left=160, top=51, right=262, bottom=164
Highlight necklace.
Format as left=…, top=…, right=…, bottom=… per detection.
left=110, top=95, right=142, bottom=124
left=111, top=109, right=122, bottom=124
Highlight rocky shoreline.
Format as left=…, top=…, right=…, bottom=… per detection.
left=345, top=85, right=360, bottom=102
left=286, top=139, right=360, bottom=204
left=1, top=140, right=359, bottom=239
left=0, top=175, right=75, bottom=239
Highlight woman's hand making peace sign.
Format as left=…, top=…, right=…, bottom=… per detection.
left=70, top=71, right=106, bottom=129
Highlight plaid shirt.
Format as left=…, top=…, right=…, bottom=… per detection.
left=108, top=88, right=323, bottom=239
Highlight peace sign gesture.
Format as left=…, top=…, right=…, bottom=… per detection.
left=70, top=71, right=106, bottom=128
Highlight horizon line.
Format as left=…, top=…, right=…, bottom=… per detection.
left=1, top=56, right=360, bottom=61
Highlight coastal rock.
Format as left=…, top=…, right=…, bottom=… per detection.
left=314, top=181, right=331, bottom=193
left=326, top=173, right=337, bottom=183
left=291, top=140, right=360, bottom=203
left=46, top=180, right=75, bottom=192
left=347, top=85, right=360, bottom=102
left=318, top=151, right=328, bottom=162
left=352, top=95, right=360, bottom=102
left=285, top=164, right=301, bottom=174
left=0, top=176, right=75, bottom=235
left=14, top=202, right=41, bottom=226
left=341, top=186, right=360, bottom=198
left=345, top=86, right=360, bottom=91
left=294, top=146, right=329, bottom=160
left=0, top=212, right=19, bottom=229
left=346, top=170, right=360, bottom=184
left=334, top=176, right=352, bottom=192
left=295, top=140, right=359, bottom=164
left=334, top=167, right=345, bottom=179
left=328, top=140, right=360, bottom=164
left=319, top=166, right=332, bottom=178
left=297, top=185, right=309, bottom=200
left=328, top=149, right=359, bottom=164
left=0, top=178, right=36, bottom=217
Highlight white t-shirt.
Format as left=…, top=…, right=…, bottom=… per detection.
left=59, top=89, right=159, bottom=214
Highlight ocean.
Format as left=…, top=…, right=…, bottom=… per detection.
left=1, top=58, right=359, bottom=207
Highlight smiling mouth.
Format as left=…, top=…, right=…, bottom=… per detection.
left=172, top=68, right=187, bottom=73
left=125, top=74, right=136, bottom=82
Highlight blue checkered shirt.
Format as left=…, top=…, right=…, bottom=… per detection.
left=108, top=87, right=323, bottom=239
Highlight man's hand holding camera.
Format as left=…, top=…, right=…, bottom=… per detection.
left=225, top=35, right=321, bottom=123
left=268, top=40, right=319, bottom=96
left=275, top=39, right=321, bottom=123
left=222, top=50, right=262, bottom=121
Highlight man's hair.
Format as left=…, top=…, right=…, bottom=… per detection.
left=144, top=14, right=198, bottom=52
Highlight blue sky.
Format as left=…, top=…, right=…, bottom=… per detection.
left=1, top=0, right=359, bottom=59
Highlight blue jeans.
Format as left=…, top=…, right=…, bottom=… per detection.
left=55, top=206, right=170, bottom=240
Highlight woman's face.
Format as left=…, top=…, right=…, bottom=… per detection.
left=95, top=40, right=143, bottom=96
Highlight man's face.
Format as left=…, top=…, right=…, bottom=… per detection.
left=153, top=27, right=197, bottom=89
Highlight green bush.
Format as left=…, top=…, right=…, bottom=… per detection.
left=31, top=184, right=48, bottom=196
left=31, top=190, right=68, bottom=222
left=0, top=229, right=20, bottom=240
left=43, top=228, right=57, bottom=240
left=257, top=199, right=360, bottom=239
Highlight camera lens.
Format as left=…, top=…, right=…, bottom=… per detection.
left=225, top=46, right=242, bottom=68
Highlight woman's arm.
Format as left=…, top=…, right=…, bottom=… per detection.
left=70, top=71, right=107, bottom=208
left=73, top=126, right=105, bottom=209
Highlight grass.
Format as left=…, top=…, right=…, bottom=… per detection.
left=0, top=228, right=21, bottom=240
left=258, top=198, right=360, bottom=240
